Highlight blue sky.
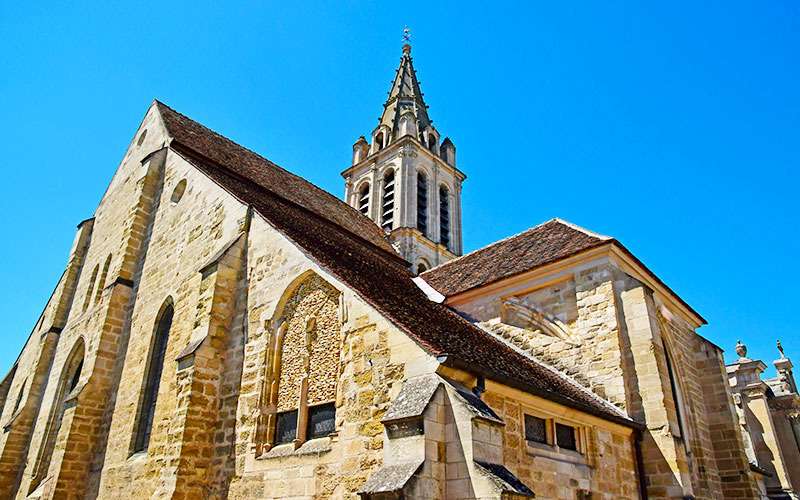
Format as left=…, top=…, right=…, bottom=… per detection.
left=1, top=1, right=798, bottom=377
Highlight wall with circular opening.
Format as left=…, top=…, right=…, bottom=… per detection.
left=170, top=179, right=187, bottom=205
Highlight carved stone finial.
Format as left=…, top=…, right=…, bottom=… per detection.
left=778, top=339, right=786, bottom=359
left=735, top=340, right=749, bottom=361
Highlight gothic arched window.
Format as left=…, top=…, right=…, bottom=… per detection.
left=82, top=265, right=99, bottom=311
left=374, top=131, right=385, bottom=153
left=94, top=254, right=112, bottom=304
left=12, top=377, right=26, bottom=414
left=257, top=274, right=340, bottom=453
left=417, top=172, right=428, bottom=236
left=30, top=339, right=84, bottom=490
left=133, top=301, right=173, bottom=452
left=663, top=339, right=689, bottom=443
left=381, top=170, right=395, bottom=232
left=358, top=183, right=370, bottom=216
left=439, top=186, right=450, bottom=250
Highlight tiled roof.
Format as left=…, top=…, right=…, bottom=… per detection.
left=421, top=219, right=611, bottom=297
left=421, top=218, right=706, bottom=325
left=155, top=102, right=636, bottom=427
left=154, top=101, right=399, bottom=258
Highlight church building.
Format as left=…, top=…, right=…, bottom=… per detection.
left=0, top=43, right=772, bottom=500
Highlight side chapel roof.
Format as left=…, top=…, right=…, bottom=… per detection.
left=154, top=101, right=636, bottom=428
left=422, top=219, right=707, bottom=324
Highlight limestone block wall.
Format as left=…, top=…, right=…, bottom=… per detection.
left=482, top=385, right=639, bottom=500
left=92, top=148, right=249, bottom=500
left=448, top=253, right=760, bottom=500
left=228, top=214, right=436, bottom=500
left=460, top=259, right=628, bottom=410
left=696, top=341, right=762, bottom=499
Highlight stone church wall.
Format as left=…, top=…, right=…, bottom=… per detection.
left=461, top=258, right=628, bottom=411
left=227, top=214, right=435, bottom=500
left=447, top=254, right=760, bottom=500
left=482, top=386, right=640, bottom=500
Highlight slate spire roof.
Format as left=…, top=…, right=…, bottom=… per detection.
left=379, top=44, right=432, bottom=134
left=153, top=101, right=637, bottom=428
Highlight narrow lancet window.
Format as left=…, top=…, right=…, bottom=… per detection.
left=94, top=254, right=112, bottom=304
left=82, top=265, right=99, bottom=311
left=30, top=340, right=84, bottom=491
left=382, top=170, right=395, bottom=232
left=358, top=183, right=370, bottom=216
left=417, top=173, right=428, bottom=235
left=439, top=186, right=450, bottom=249
left=663, top=340, right=688, bottom=441
left=134, top=302, right=174, bottom=452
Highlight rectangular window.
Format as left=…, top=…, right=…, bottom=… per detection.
left=306, top=403, right=336, bottom=439
left=524, top=414, right=547, bottom=444
left=275, top=410, right=298, bottom=444
left=556, top=422, right=577, bottom=451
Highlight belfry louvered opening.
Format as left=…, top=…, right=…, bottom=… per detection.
left=439, top=186, right=450, bottom=249
left=417, top=172, right=428, bottom=235
left=358, top=183, right=370, bottom=216
left=382, top=170, right=395, bottom=232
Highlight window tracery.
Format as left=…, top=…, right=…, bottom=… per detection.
left=257, top=274, right=341, bottom=454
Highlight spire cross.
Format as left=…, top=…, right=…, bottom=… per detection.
left=402, top=26, right=411, bottom=43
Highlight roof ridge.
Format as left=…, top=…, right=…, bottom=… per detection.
left=423, top=218, right=561, bottom=274
left=170, top=146, right=409, bottom=268
left=155, top=100, right=300, bottom=181
left=153, top=99, right=397, bottom=256
left=552, top=218, right=612, bottom=241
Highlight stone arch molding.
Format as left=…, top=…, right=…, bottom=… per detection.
left=499, top=296, right=579, bottom=344
left=254, top=271, right=344, bottom=454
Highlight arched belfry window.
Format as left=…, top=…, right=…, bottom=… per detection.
left=381, top=170, right=395, bottom=232
left=30, top=338, right=84, bottom=490
left=358, top=183, right=370, bottom=216
left=439, top=186, right=450, bottom=250
left=257, top=274, right=341, bottom=453
left=133, top=301, right=174, bottom=452
left=417, top=172, right=428, bottom=236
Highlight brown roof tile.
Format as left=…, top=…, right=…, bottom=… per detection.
left=154, top=100, right=399, bottom=258
left=422, top=219, right=611, bottom=297
left=165, top=139, right=635, bottom=426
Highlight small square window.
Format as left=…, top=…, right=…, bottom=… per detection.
left=524, top=414, right=547, bottom=444
left=275, top=410, right=298, bottom=444
left=307, top=403, right=336, bottom=439
left=556, top=422, right=577, bottom=451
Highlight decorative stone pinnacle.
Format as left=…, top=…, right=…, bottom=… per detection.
left=778, top=339, right=786, bottom=359
left=735, top=340, right=750, bottom=362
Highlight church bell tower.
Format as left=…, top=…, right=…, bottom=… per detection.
left=342, top=43, right=465, bottom=273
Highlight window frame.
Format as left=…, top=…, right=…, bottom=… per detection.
left=132, top=301, right=174, bottom=454
left=522, top=410, right=586, bottom=456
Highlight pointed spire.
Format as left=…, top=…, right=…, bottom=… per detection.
left=378, top=44, right=432, bottom=136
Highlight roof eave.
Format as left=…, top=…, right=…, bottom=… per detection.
left=436, top=353, right=643, bottom=430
